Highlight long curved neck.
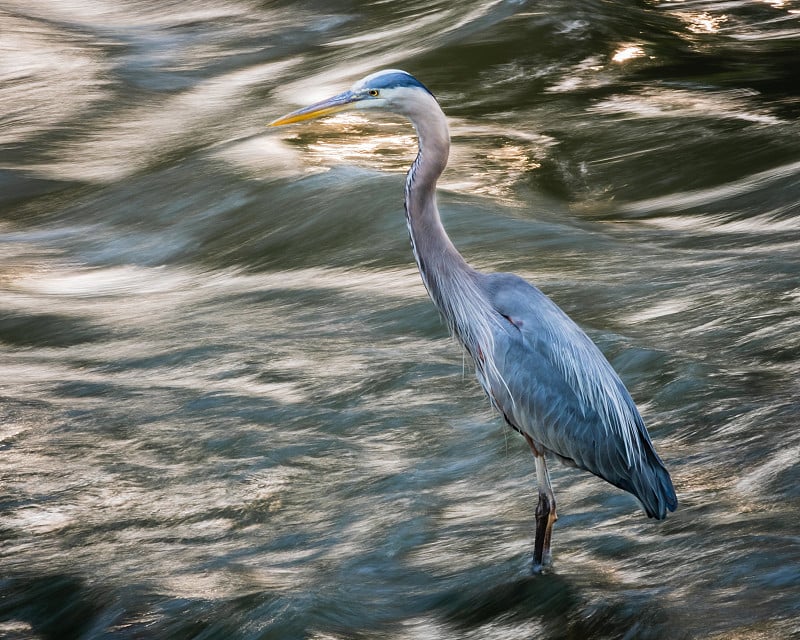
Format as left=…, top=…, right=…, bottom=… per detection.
left=401, top=93, right=504, bottom=390
left=403, top=96, right=473, bottom=310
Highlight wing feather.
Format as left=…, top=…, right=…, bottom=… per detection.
left=479, top=272, right=677, bottom=518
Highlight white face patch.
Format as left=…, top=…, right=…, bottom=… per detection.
left=351, top=86, right=411, bottom=113
left=351, top=94, right=388, bottom=110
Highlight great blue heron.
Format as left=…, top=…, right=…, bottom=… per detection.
left=270, top=69, right=677, bottom=571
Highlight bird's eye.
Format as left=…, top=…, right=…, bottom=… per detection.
left=368, top=89, right=379, bottom=97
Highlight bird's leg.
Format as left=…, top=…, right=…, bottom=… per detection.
left=524, top=434, right=557, bottom=572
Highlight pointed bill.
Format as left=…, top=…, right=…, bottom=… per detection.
left=269, top=90, right=359, bottom=126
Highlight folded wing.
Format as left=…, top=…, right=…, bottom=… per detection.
left=480, top=272, right=677, bottom=519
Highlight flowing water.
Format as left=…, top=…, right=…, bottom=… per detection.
left=2, top=1, right=800, bottom=638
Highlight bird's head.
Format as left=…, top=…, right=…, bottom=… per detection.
left=269, top=69, right=436, bottom=127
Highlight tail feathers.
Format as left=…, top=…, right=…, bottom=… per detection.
left=625, top=450, right=678, bottom=520
left=553, top=437, right=678, bottom=519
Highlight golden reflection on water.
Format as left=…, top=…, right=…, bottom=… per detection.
left=674, top=11, right=728, bottom=34
left=444, top=135, right=544, bottom=204
left=303, top=113, right=418, bottom=174
left=667, top=1, right=800, bottom=39
left=611, top=44, right=645, bottom=63
left=273, top=114, right=549, bottom=205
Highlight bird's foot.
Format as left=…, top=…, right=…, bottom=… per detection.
left=532, top=489, right=557, bottom=573
left=531, top=546, right=553, bottom=574
left=531, top=558, right=551, bottom=575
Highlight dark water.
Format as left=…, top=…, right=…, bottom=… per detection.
left=2, top=1, right=800, bottom=638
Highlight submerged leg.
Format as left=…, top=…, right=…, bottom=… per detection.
left=524, top=434, right=557, bottom=572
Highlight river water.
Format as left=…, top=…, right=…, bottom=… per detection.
left=1, top=1, right=799, bottom=638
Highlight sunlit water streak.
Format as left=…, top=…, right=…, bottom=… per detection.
left=2, top=1, right=800, bottom=638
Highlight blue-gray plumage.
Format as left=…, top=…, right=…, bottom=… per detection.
left=270, top=69, right=677, bottom=570
left=482, top=272, right=676, bottom=520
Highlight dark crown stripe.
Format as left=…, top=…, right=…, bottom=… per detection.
left=371, top=72, right=434, bottom=96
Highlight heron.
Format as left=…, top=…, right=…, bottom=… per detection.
left=270, top=69, right=677, bottom=571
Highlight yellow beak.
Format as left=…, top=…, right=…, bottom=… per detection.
left=268, top=90, right=359, bottom=126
